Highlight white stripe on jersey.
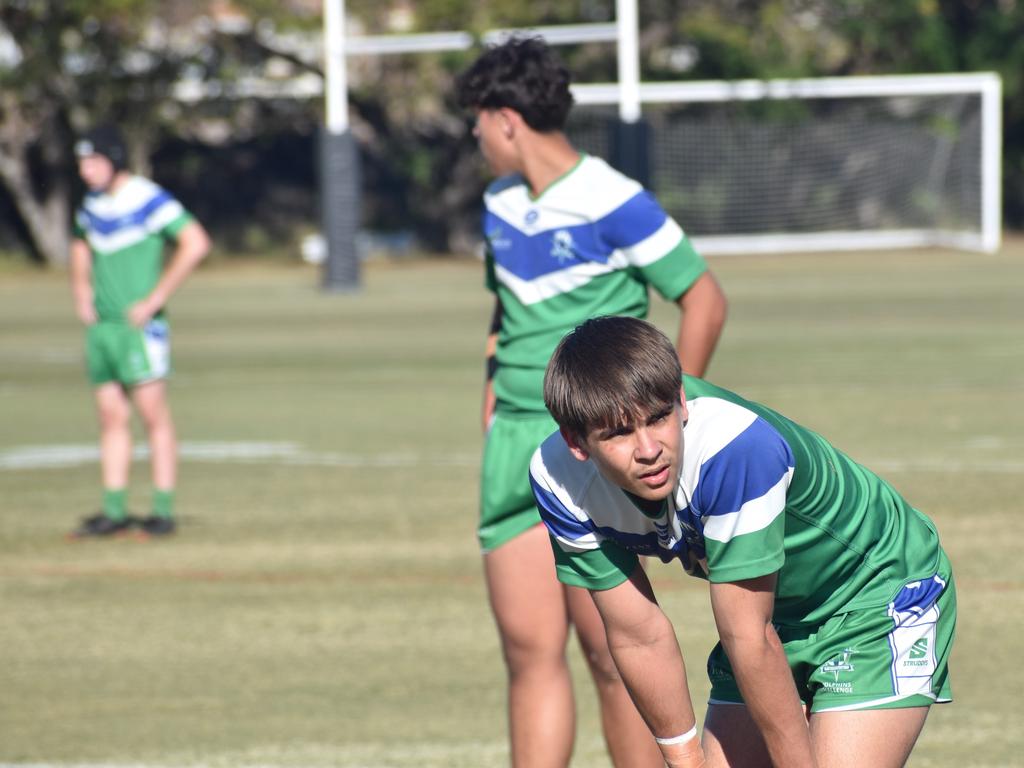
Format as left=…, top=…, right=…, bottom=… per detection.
left=484, top=156, right=643, bottom=235
left=87, top=223, right=153, bottom=255
left=493, top=252, right=631, bottom=306
left=626, top=218, right=685, bottom=267
left=145, top=198, right=185, bottom=233
left=681, top=397, right=759, bottom=472
left=701, top=471, right=792, bottom=543
left=554, top=530, right=602, bottom=553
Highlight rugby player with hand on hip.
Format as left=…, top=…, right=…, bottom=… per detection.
left=455, top=36, right=727, bottom=768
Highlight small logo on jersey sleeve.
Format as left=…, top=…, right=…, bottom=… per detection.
left=486, top=226, right=512, bottom=251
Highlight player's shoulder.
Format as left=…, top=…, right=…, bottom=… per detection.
left=530, top=431, right=599, bottom=498
left=551, top=155, right=644, bottom=214
left=484, top=173, right=527, bottom=202
left=683, top=379, right=795, bottom=484
left=113, top=174, right=175, bottom=209
left=685, top=393, right=763, bottom=461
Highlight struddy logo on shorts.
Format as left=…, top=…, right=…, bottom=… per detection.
left=904, top=637, right=931, bottom=667
left=550, top=229, right=576, bottom=263
left=909, top=638, right=929, bottom=660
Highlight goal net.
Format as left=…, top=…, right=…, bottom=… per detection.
left=570, top=73, right=1001, bottom=254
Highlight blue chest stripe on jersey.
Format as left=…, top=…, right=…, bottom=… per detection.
left=530, top=474, right=597, bottom=541
left=595, top=190, right=667, bottom=248
left=695, top=418, right=795, bottom=517
left=485, top=213, right=612, bottom=281
left=82, top=190, right=173, bottom=236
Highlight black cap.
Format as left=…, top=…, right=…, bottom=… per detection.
left=74, top=125, right=128, bottom=170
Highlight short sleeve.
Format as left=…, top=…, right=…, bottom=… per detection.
left=595, top=191, right=707, bottom=301
left=549, top=536, right=638, bottom=591
left=143, top=186, right=191, bottom=240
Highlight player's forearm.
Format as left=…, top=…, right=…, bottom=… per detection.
left=724, top=632, right=816, bottom=768
left=603, top=613, right=698, bottom=747
left=69, top=241, right=95, bottom=319
left=147, top=224, right=210, bottom=309
left=675, top=271, right=727, bottom=378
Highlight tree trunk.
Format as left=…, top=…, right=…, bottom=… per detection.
left=0, top=95, right=72, bottom=266
left=0, top=155, right=71, bottom=266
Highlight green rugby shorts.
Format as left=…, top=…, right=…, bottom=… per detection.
left=478, top=410, right=558, bottom=552
left=86, top=319, right=171, bottom=386
left=707, top=561, right=956, bottom=713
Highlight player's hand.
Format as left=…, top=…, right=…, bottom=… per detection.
left=659, top=736, right=706, bottom=768
left=76, top=300, right=97, bottom=325
left=482, top=378, right=497, bottom=434
left=126, top=297, right=159, bottom=327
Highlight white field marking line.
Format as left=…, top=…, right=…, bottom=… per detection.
left=0, top=442, right=478, bottom=471
left=0, top=441, right=1021, bottom=474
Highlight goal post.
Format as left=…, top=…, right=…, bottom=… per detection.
left=571, top=72, right=1002, bottom=254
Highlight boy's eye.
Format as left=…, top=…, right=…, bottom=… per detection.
left=647, top=409, right=672, bottom=425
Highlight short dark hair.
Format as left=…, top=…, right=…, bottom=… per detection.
left=544, top=316, right=682, bottom=438
left=75, top=124, right=128, bottom=171
left=455, top=36, right=574, bottom=132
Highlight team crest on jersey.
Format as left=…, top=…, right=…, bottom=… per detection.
left=524, top=209, right=539, bottom=226
left=550, top=229, right=575, bottom=263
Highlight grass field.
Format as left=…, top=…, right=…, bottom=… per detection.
left=1, top=243, right=1023, bottom=767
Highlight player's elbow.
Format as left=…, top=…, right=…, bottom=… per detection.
left=184, top=224, right=212, bottom=263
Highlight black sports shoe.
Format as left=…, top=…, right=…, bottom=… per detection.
left=137, top=516, right=177, bottom=537
left=69, top=513, right=133, bottom=538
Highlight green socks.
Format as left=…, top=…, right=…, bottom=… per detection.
left=102, top=488, right=174, bottom=519
left=102, top=489, right=127, bottom=521
left=152, top=489, right=175, bottom=519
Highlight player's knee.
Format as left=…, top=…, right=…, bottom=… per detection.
left=580, top=645, right=623, bottom=687
left=501, top=632, right=568, bottom=678
left=97, top=402, right=131, bottom=431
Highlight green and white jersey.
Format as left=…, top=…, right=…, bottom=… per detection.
left=73, top=175, right=193, bottom=322
left=483, top=155, right=707, bottom=414
left=530, top=376, right=946, bottom=628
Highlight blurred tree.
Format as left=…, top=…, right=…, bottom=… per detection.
left=1, top=0, right=1021, bottom=264
left=0, top=0, right=322, bottom=265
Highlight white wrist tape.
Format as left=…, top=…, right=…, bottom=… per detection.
left=655, top=725, right=698, bottom=746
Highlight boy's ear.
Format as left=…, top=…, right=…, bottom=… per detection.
left=679, top=385, right=688, bottom=422
left=560, top=426, right=590, bottom=462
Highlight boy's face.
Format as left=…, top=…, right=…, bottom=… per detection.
left=78, top=154, right=116, bottom=192
left=473, top=108, right=519, bottom=176
left=562, top=390, right=688, bottom=503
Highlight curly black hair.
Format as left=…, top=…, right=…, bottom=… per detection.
left=455, top=36, right=574, bottom=133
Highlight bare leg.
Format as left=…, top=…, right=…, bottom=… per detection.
left=704, top=701, right=930, bottom=768
left=484, top=524, right=575, bottom=768
left=567, top=585, right=664, bottom=768
left=702, top=703, right=772, bottom=768
left=95, top=382, right=133, bottom=491
left=132, top=380, right=176, bottom=491
left=810, top=707, right=930, bottom=768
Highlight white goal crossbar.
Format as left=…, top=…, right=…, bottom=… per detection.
left=574, top=73, right=1002, bottom=254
